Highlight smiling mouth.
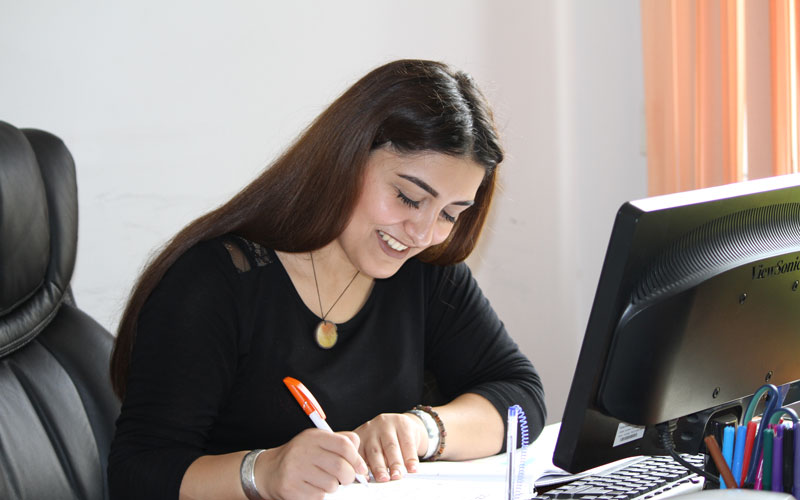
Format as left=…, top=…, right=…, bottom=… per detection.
left=378, top=230, right=409, bottom=251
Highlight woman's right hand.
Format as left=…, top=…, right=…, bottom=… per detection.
left=255, top=428, right=369, bottom=500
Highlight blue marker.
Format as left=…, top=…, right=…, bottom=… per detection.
left=732, top=425, right=747, bottom=487
left=721, top=426, right=735, bottom=489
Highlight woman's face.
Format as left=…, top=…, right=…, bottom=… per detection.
left=336, top=147, right=486, bottom=279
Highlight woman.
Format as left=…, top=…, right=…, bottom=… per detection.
left=108, top=59, right=545, bottom=500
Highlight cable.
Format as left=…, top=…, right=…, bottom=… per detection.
left=656, top=421, right=721, bottom=485
left=743, top=384, right=782, bottom=485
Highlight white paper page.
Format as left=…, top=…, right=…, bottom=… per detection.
left=326, top=424, right=565, bottom=500
left=326, top=453, right=510, bottom=500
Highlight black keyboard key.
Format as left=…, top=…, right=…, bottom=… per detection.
left=569, top=487, right=616, bottom=497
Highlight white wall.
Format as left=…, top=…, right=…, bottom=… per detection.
left=0, top=0, right=646, bottom=424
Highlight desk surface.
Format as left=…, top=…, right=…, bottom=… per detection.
left=325, top=423, right=563, bottom=500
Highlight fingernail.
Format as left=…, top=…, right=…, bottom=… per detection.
left=391, top=469, right=401, bottom=480
left=407, top=461, right=418, bottom=473
left=378, top=471, right=389, bottom=482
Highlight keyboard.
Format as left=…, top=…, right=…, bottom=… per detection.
left=535, top=454, right=706, bottom=500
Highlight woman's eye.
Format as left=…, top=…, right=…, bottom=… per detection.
left=440, top=211, right=456, bottom=224
left=397, top=188, right=456, bottom=223
left=397, top=191, right=420, bottom=209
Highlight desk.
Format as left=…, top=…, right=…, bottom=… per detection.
left=325, top=423, right=563, bottom=500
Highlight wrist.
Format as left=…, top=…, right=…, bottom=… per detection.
left=405, top=411, right=430, bottom=457
left=405, top=405, right=444, bottom=460
left=240, top=449, right=267, bottom=500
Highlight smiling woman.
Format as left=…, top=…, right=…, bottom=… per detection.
left=332, top=147, right=486, bottom=280
left=107, top=59, right=546, bottom=500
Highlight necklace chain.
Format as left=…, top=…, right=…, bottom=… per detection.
left=310, top=252, right=359, bottom=322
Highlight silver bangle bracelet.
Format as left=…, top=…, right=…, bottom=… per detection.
left=406, top=409, right=439, bottom=460
left=240, top=449, right=266, bottom=500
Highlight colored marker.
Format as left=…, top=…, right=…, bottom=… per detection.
left=783, top=425, right=794, bottom=494
left=283, top=376, right=369, bottom=486
left=793, top=424, right=800, bottom=498
left=773, top=425, right=784, bottom=492
left=763, top=428, right=774, bottom=491
left=721, top=426, right=735, bottom=489
left=741, top=421, right=758, bottom=487
left=705, top=434, right=738, bottom=489
left=732, top=425, right=747, bottom=487
left=755, top=457, right=764, bottom=490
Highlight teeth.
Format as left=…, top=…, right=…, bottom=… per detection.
left=379, top=231, right=409, bottom=251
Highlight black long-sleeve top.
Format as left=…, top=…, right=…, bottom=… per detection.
left=108, top=235, right=545, bottom=499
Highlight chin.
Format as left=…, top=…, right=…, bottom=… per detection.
left=362, top=259, right=407, bottom=280
left=367, top=266, right=403, bottom=280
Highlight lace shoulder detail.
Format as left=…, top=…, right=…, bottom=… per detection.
left=221, top=235, right=272, bottom=273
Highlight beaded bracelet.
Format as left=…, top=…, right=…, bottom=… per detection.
left=411, top=404, right=446, bottom=461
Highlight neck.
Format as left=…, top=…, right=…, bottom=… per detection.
left=307, top=244, right=359, bottom=282
left=275, top=244, right=373, bottom=324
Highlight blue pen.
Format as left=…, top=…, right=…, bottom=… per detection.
left=506, top=406, right=519, bottom=500
left=773, top=425, right=784, bottom=492
left=732, top=425, right=747, bottom=487
left=721, top=426, right=735, bottom=489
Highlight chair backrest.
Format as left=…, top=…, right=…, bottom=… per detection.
left=0, top=121, right=120, bottom=500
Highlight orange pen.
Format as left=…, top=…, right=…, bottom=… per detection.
left=283, top=376, right=369, bottom=486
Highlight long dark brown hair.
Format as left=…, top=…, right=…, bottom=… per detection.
left=110, top=59, right=504, bottom=399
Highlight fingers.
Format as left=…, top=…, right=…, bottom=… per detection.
left=362, top=432, right=391, bottom=482
left=341, top=431, right=367, bottom=473
left=397, top=417, right=421, bottom=473
left=343, top=430, right=361, bottom=449
left=341, top=431, right=370, bottom=482
left=318, top=431, right=369, bottom=482
left=355, top=413, right=424, bottom=482
left=261, top=429, right=368, bottom=500
left=380, top=432, right=405, bottom=480
left=304, top=463, right=348, bottom=493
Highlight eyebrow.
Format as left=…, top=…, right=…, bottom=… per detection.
left=398, top=174, right=475, bottom=206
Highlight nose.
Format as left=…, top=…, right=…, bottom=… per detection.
left=404, top=209, right=437, bottom=248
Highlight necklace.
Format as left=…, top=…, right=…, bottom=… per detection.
left=310, top=252, right=359, bottom=349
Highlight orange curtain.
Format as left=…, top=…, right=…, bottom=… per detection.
left=642, top=0, right=800, bottom=196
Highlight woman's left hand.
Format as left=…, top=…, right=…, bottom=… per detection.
left=353, top=412, right=427, bottom=482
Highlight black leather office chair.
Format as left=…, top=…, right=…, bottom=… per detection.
left=0, top=121, right=120, bottom=499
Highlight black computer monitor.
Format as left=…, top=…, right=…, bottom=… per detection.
left=553, top=173, right=800, bottom=474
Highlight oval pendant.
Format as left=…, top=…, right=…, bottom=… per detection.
left=315, top=321, right=338, bottom=349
